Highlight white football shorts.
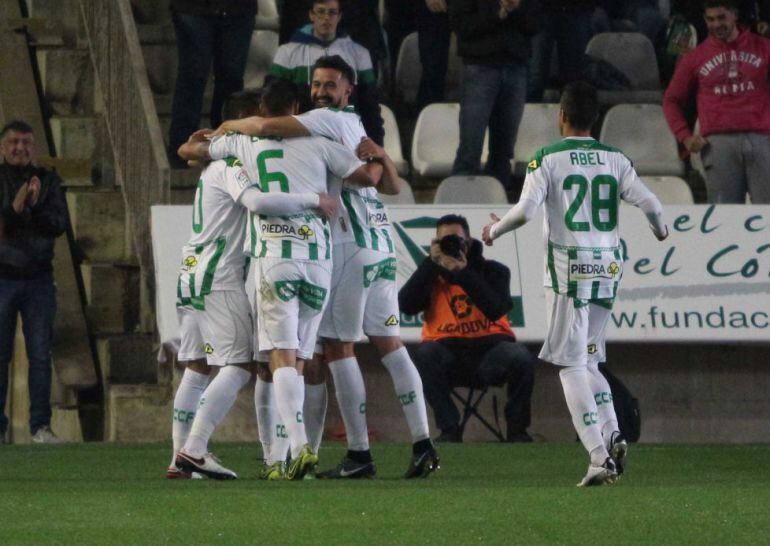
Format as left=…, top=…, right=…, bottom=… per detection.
left=318, top=243, right=401, bottom=342
left=257, top=257, right=332, bottom=360
left=177, top=304, right=206, bottom=361
left=539, top=290, right=612, bottom=367
left=198, top=288, right=254, bottom=366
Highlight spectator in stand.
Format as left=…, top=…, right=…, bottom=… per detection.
left=663, top=0, right=770, bottom=204
left=167, top=0, right=256, bottom=168
left=383, top=0, right=417, bottom=69
left=670, top=1, right=770, bottom=41
left=417, top=1, right=452, bottom=109
left=270, top=0, right=384, bottom=145
left=0, top=121, right=68, bottom=444
left=398, top=214, right=536, bottom=443
left=449, top=0, right=539, bottom=193
left=527, top=0, right=597, bottom=102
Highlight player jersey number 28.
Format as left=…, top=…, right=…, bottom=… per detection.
left=563, top=174, right=618, bottom=232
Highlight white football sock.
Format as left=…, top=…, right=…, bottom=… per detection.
left=269, top=411, right=291, bottom=465
left=328, top=357, right=369, bottom=451
left=304, top=381, right=328, bottom=453
left=183, top=366, right=251, bottom=458
left=587, top=363, right=620, bottom=448
left=254, top=377, right=274, bottom=460
left=170, top=368, right=210, bottom=467
left=273, top=367, right=308, bottom=458
left=559, top=366, right=609, bottom=466
left=381, top=347, right=430, bottom=442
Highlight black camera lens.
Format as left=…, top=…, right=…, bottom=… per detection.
left=439, top=234, right=466, bottom=259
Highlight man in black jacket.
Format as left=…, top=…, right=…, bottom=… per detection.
left=449, top=0, right=539, bottom=193
left=0, top=121, right=68, bottom=444
left=398, top=214, right=535, bottom=442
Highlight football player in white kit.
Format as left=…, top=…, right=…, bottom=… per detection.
left=180, top=79, right=381, bottom=480
left=167, top=90, right=262, bottom=480
left=483, top=82, right=669, bottom=487
left=217, top=56, right=438, bottom=479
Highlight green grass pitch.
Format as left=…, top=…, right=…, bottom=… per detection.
left=1, top=442, right=768, bottom=545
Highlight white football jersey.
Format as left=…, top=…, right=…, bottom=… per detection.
left=294, top=107, right=395, bottom=254
left=521, top=137, right=660, bottom=300
left=177, top=158, right=253, bottom=309
left=209, top=133, right=363, bottom=261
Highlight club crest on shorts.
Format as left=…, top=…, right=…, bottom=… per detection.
left=385, top=315, right=399, bottom=326
left=182, top=255, right=198, bottom=271
left=204, top=343, right=214, bottom=355
left=587, top=344, right=597, bottom=355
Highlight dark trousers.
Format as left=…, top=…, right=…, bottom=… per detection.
left=527, top=6, right=594, bottom=102
left=0, top=274, right=57, bottom=435
left=416, top=5, right=450, bottom=109
left=168, top=8, right=254, bottom=156
left=452, top=63, right=527, bottom=189
left=412, top=338, right=535, bottom=435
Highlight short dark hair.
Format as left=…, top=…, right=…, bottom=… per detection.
left=312, top=0, right=342, bottom=8
left=261, top=79, right=299, bottom=117
left=437, top=214, right=470, bottom=238
left=313, top=55, right=356, bottom=85
left=560, top=81, right=599, bottom=131
left=222, top=89, right=262, bottom=122
left=704, top=0, right=738, bottom=11
left=0, top=120, right=34, bottom=139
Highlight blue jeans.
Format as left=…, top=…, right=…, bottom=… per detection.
left=452, top=64, right=527, bottom=190
left=527, top=7, right=594, bottom=102
left=168, top=8, right=254, bottom=156
left=0, top=274, right=57, bottom=435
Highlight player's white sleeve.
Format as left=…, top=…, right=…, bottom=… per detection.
left=238, top=188, right=320, bottom=215
left=293, top=109, right=339, bottom=140
left=209, top=134, right=251, bottom=162
left=617, top=158, right=668, bottom=238
left=490, top=199, right=538, bottom=240
left=222, top=166, right=255, bottom=203
left=318, top=139, right=365, bottom=179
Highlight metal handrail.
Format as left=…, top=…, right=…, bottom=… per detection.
left=77, top=0, right=170, bottom=324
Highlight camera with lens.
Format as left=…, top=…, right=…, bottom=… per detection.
left=439, top=234, right=467, bottom=260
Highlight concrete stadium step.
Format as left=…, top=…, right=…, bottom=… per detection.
left=105, top=383, right=173, bottom=442
left=66, top=188, right=131, bottom=262
left=81, top=262, right=141, bottom=334
left=25, top=0, right=84, bottom=45
left=49, top=115, right=101, bottom=160
left=5, top=17, right=68, bottom=47
left=142, top=44, right=178, bottom=96
left=36, top=48, right=96, bottom=116
left=170, top=166, right=202, bottom=189
left=96, top=334, right=158, bottom=385
left=37, top=156, right=94, bottom=187
left=137, top=23, right=175, bottom=46
left=170, top=187, right=196, bottom=205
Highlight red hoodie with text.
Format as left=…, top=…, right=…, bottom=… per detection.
left=663, top=27, right=770, bottom=141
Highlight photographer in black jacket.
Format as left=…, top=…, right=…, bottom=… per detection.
left=0, top=120, right=67, bottom=444
left=398, top=214, right=535, bottom=442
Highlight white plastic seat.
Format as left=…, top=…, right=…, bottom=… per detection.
left=433, top=176, right=507, bottom=204
left=379, top=182, right=416, bottom=205
left=394, top=32, right=463, bottom=105
left=600, top=104, right=684, bottom=176
left=511, top=103, right=562, bottom=176
left=380, top=104, right=408, bottom=175
left=255, top=0, right=279, bottom=31
left=585, top=32, right=662, bottom=104
left=411, top=103, right=488, bottom=178
left=640, top=176, right=694, bottom=204
left=243, top=30, right=279, bottom=88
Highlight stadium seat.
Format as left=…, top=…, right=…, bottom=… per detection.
left=640, top=176, right=694, bottom=204
left=411, top=103, right=488, bottom=178
left=394, top=32, right=463, bottom=106
left=380, top=103, right=408, bottom=175
left=433, top=175, right=507, bottom=204
left=600, top=104, right=684, bottom=176
left=378, top=182, right=416, bottom=205
left=255, top=0, right=279, bottom=31
left=585, top=32, right=662, bottom=104
left=243, top=30, right=279, bottom=89
left=511, top=103, right=562, bottom=176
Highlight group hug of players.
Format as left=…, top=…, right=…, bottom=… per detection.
left=167, top=53, right=669, bottom=486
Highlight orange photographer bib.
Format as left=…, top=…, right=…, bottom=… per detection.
left=421, top=277, right=515, bottom=341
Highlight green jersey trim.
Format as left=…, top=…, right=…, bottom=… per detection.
left=341, top=190, right=366, bottom=247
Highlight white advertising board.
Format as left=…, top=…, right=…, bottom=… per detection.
left=153, top=204, right=770, bottom=356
